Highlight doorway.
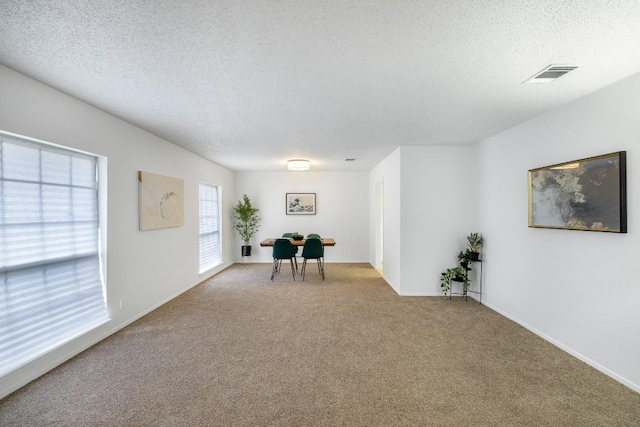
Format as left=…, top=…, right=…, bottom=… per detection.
left=375, top=179, right=384, bottom=274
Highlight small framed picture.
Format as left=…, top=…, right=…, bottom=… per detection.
left=286, top=193, right=316, bottom=215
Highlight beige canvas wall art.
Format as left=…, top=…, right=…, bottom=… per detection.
left=138, top=171, right=184, bottom=230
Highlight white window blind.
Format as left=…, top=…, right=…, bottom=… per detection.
left=199, top=183, right=221, bottom=272
left=0, top=133, right=108, bottom=376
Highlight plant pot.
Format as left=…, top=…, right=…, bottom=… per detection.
left=241, top=245, right=252, bottom=257
left=468, top=251, right=480, bottom=261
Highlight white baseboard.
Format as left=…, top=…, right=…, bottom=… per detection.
left=481, top=300, right=640, bottom=394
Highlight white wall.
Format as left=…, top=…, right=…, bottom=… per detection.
left=369, top=146, right=477, bottom=295
left=234, top=171, right=369, bottom=263
left=0, top=65, right=235, bottom=398
left=477, top=72, right=640, bottom=392
left=400, top=146, right=478, bottom=295
left=370, top=148, right=402, bottom=291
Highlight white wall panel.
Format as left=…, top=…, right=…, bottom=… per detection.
left=477, top=72, right=640, bottom=392
left=400, top=146, right=478, bottom=295
left=370, top=148, right=402, bottom=291
left=0, top=65, right=235, bottom=398
left=234, top=171, right=369, bottom=263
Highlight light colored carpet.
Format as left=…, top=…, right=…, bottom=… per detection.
left=1, top=263, right=639, bottom=426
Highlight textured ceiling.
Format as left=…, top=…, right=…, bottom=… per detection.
left=2, top=1, right=640, bottom=171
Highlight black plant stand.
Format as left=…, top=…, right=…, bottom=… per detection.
left=449, top=259, right=483, bottom=304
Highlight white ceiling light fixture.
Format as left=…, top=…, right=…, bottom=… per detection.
left=287, top=159, right=310, bottom=171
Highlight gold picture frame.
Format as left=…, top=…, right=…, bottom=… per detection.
left=528, top=151, right=626, bottom=233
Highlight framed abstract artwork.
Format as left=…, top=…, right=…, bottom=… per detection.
left=286, top=193, right=316, bottom=215
left=138, top=171, right=184, bottom=230
left=528, top=151, right=626, bottom=233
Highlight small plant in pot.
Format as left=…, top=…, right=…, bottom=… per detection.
left=440, top=266, right=470, bottom=296
left=233, top=194, right=260, bottom=257
left=466, top=232, right=484, bottom=261
left=291, top=232, right=304, bottom=241
left=457, top=250, right=472, bottom=271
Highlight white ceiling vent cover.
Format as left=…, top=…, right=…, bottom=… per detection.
left=524, top=65, right=578, bottom=83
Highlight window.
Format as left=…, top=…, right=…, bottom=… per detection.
left=199, top=183, right=221, bottom=272
left=0, top=132, right=108, bottom=376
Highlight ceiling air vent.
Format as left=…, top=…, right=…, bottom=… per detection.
left=524, top=65, right=578, bottom=83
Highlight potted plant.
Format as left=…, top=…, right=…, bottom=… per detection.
left=440, top=266, right=470, bottom=296
left=233, top=194, right=260, bottom=257
left=291, top=232, right=304, bottom=241
left=457, top=250, right=472, bottom=271
left=466, top=232, right=484, bottom=261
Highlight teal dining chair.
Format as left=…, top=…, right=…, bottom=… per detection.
left=282, top=232, right=300, bottom=263
left=301, top=238, right=324, bottom=281
left=306, top=233, right=321, bottom=239
left=271, top=239, right=297, bottom=281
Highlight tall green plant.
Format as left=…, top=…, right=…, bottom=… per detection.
left=233, top=194, right=260, bottom=246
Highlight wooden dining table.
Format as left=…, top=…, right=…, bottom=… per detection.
left=260, top=238, right=336, bottom=247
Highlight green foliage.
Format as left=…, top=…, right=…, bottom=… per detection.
left=233, top=194, right=260, bottom=246
left=457, top=250, right=470, bottom=265
left=441, top=233, right=484, bottom=297
left=466, top=232, right=484, bottom=253
left=440, top=266, right=470, bottom=296
left=292, top=231, right=304, bottom=240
